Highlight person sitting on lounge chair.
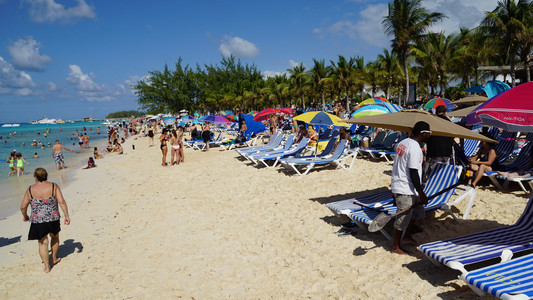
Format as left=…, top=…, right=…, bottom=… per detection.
left=467, top=134, right=498, bottom=187
left=295, top=124, right=309, bottom=144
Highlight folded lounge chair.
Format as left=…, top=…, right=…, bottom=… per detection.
left=418, top=193, right=533, bottom=274
left=279, top=140, right=356, bottom=175
left=347, top=164, right=476, bottom=241
left=458, top=252, right=533, bottom=299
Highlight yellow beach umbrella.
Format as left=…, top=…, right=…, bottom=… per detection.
left=293, top=111, right=349, bottom=127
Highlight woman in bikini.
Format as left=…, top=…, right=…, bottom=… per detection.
left=20, top=168, right=70, bottom=273
left=177, top=128, right=184, bottom=163
left=160, top=129, right=169, bottom=166
left=169, top=129, right=181, bottom=165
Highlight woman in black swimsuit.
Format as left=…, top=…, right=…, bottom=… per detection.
left=160, top=129, right=169, bottom=166
left=202, top=121, right=211, bottom=151
left=147, top=125, right=155, bottom=147
left=468, top=137, right=498, bottom=187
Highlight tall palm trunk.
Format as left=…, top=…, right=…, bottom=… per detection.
left=321, top=91, right=325, bottom=111
left=404, top=61, right=409, bottom=106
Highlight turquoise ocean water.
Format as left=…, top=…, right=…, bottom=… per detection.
left=0, top=121, right=110, bottom=219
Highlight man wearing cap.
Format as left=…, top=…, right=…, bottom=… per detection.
left=426, top=105, right=454, bottom=173
left=390, top=121, right=431, bottom=255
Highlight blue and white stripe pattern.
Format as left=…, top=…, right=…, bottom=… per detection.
left=459, top=253, right=533, bottom=299
left=418, top=194, right=533, bottom=268
left=325, top=190, right=394, bottom=216
left=348, top=164, right=461, bottom=225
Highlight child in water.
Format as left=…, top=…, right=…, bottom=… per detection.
left=16, top=152, right=30, bottom=176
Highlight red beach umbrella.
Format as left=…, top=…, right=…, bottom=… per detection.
left=466, top=82, right=533, bottom=131
left=253, top=108, right=280, bottom=121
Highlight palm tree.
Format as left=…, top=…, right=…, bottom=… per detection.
left=287, top=63, right=309, bottom=109
left=310, top=59, right=332, bottom=111
left=478, top=0, right=532, bottom=86
left=377, top=49, right=401, bottom=99
left=383, top=0, right=445, bottom=105
left=330, top=55, right=355, bottom=112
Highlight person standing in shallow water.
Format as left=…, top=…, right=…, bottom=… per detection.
left=20, top=168, right=70, bottom=273
left=52, top=140, right=73, bottom=170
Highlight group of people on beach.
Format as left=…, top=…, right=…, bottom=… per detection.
left=160, top=127, right=184, bottom=166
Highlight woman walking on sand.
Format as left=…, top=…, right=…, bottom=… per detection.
left=160, top=128, right=169, bottom=166
left=20, top=168, right=70, bottom=273
left=177, top=128, right=184, bottom=163
left=169, top=129, right=181, bottom=165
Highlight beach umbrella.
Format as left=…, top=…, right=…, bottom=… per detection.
left=359, top=97, right=390, bottom=106
left=193, top=112, right=200, bottom=117
left=226, top=114, right=238, bottom=122
left=448, top=104, right=481, bottom=118
left=181, top=115, right=194, bottom=121
left=423, top=97, right=457, bottom=110
left=162, top=117, right=176, bottom=126
left=465, top=82, right=533, bottom=132
left=293, top=111, right=349, bottom=127
left=351, top=105, right=390, bottom=118
left=202, top=114, right=232, bottom=125
left=344, top=110, right=495, bottom=142
left=249, top=111, right=258, bottom=116
left=453, top=95, right=488, bottom=106
left=279, top=107, right=294, bottom=115
left=466, top=80, right=511, bottom=98
left=253, top=108, right=280, bottom=121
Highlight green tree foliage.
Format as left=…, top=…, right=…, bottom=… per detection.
left=106, top=110, right=144, bottom=119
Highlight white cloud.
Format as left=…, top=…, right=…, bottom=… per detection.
left=0, top=56, right=36, bottom=95
left=219, top=36, right=259, bottom=59
left=47, top=82, right=58, bottom=91
left=7, top=36, right=52, bottom=71
left=422, top=0, right=500, bottom=34
left=23, top=0, right=96, bottom=23
left=263, top=70, right=283, bottom=78
left=66, top=64, right=103, bottom=91
left=313, top=3, right=388, bottom=48
left=288, top=59, right=304, bottom=68
left=355, top=4, right=388, bottom=48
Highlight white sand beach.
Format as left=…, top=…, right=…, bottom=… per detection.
left=0, top=134, right=529, bottom=299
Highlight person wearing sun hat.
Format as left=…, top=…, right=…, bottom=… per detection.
left=390, top=121, right=431, bottom=255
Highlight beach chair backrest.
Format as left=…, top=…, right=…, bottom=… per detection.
left=319, top=138, right=337, bottom=157
left=330, top=129, right=340, bottom=139
left=504, top=141, right=533, bottom=171
left=349, top=124, right=358, bottom=133
left=424, top=164, right=461, bottom=206
left=463, top=139, right=481, bottom=158
left=330, top=140, right=347, bottom=159
left=265, top=132, right=279, bottom=147
left=371, top=130, right=387, bottom=147
left=319, top=128, right=331, bottom=139
left=379, top=131, right=399, bottom=149
left=283, top=135, right=296, bottom=150
left=494, top=139, right=515, bottom=163
left=354, top=125, right=366, bottom=135
left=293, top=138, right=310, bottom=153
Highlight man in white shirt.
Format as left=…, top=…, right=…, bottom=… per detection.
left=391, top=121, right=431, bottom=255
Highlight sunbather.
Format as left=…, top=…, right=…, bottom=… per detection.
left=467, top=134, right=498, bottom=187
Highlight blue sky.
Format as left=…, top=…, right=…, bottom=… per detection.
left=0, top=0, right=499, bottom=123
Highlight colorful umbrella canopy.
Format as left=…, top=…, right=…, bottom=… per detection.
left=351, top=105, right=390, bottom=118
left=226, top=114, right=238, bottom=122
left=466, top=82, right=533, bottom=131
left=465, top=80, right=511, bottom=98
left=202, top=115, right=231, bottom=125
left=249, top=111, right=258, bottom=116
left=221, top=110, right=234, bottom=117
left=293, top=111, right=349, bottom=127
left=359, top=97, right=390, bottom=106
left=162, top=116, right=176, bottom=125
left=253, top=108, right=279, bottom=121
left=181, top=115, right=194, bottom=121
left=193, top=112, right=200, bottom=117
left=279, top=107, right=295, bottom=115
left=344, top=110, right=495, bottom=142
left=423, top=97, right=457, bottom=110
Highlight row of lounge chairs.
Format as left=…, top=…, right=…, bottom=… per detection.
left=325, top=161, right=533, bottom=298
left=236, top=132, right=357, bottom=175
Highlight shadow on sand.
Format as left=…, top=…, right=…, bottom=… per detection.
left=0, top=236, right=22, bottom=248
left=58, top=239, right=84, bottom=258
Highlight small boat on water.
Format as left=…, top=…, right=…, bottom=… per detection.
left=1, top=123, right=21, bottom=127
left=29, top=117, right=63, bottom=124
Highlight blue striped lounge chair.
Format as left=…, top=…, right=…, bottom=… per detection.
left=235, top=132, right=282, bottom=156
left=246, top=134, right=295, bottom=161
left=279, top=140, right=354, bottom=175
left=254, top=138, right=310, bottom=167
left=458, top=252, right=533, bottom=299
left=487, top=142, right=533, bottom=192
left=347, top=164, right=476, bottom=241
left=281, top=137, right=337, bottom=161
left=418, top=193, right=533, bottom=275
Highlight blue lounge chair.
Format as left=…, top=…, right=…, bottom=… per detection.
left=283, top=137, right=337, bottom=161
left=235, top=132, right=282, bottom=156
left=487, top=142, right=533, bottom=191
left=359, top=131, right=399, bottom=162
left=279, top=140, right=355, bottom=175
left=254, top=138, right=310, bottom=167
left=418, top=194, right=533, bottom=274
left=347, top=164, right=476, bottom=241
left=246, top=135, right=295, bottom=161
left=459, top=253, right=533, bottom=299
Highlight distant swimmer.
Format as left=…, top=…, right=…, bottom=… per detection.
left=52, top=140, right=73, bottom=170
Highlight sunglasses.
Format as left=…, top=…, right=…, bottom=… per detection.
left=421, top=130, right=432, bottom=134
